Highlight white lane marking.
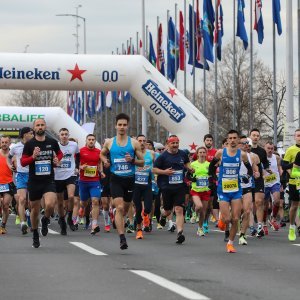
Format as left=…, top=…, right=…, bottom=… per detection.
left=130, top=270, right=210, bottom=300
left=48, top=228, right=59, bottom=235
left=293, top=244, right=300, bottom=247
left=70, top=242, right=108, bottom=256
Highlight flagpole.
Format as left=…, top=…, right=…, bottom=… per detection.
left=156, top=16, right=160, bottom=142
left=175, top=3, right=178, bottom=87
left=233, top=0, right=237, bottom=129
left=250, top=0, right=253, bottom=130
left=105, top=93, right=108, bottom=138
left=273, top=18, right=278, bottom=145
left=122, top=43, right=125, bottom=113
left=100, top=92, right=103, bottom=142
left=129, top=36, right=133, bottom=136
left=141, top=0, right=147, bottom=136
left=183, top=0, right=187, bottom=97
left=166, top=9, right=170, bottom=139
left=136, top=31, right=140, bottom=135
left=298, top=0, right=300, bottom=128
left=192, top=0, right=196, bottom=105
left=116, top=47, right=119, bottom=115
left=214, top=0, right=218, bottom=146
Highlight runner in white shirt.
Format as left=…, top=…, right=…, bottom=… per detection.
left=54, top=128, right=80, bottom=234
left=8, top=127, right=34, bottom=234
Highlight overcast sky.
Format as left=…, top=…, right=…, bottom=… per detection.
left=0, top=0, right=298, bottom=104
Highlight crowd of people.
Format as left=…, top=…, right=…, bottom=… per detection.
left=0, top=112, right=300, bottom=253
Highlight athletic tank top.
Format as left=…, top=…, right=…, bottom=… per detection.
left=110, top=136, right=135, bottom=177
left=135, top=150, right=153, bottom=185
left=0, top=153, right=13, bottom=184
left=239, top=153, right=253, bottom=189
left=190, top=160, right=210, bottom=192
left=218, top=148, right=241, bottom=194
left=264, top=154, right=280, bottom=187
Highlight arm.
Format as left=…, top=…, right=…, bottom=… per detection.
left=100, top=139, right=111, bottom=168
left=276, top=155, right=283, bottom=176
left=152, top=154, right=174, bottom=176
left=241, top=151, right=253, bottom=177
left=131, top=140, right=144, bottom=167
left=208, top=149, right=222, bottom=177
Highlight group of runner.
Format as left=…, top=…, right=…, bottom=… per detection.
left=0, top=113, right=300, bottom=253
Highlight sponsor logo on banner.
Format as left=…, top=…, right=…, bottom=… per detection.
left=0, top=114, right=45, bottom=122
left=0, top=67, right=60, bottom=80
left=142, top=79, right=186, bottom=123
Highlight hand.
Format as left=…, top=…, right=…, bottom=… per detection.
left=100, top=171, right=106, bottom=179
left=53, top=155, right=60, bottom=166
left=74, top=168, right=79, bottom=175
left=32, top=147, right=40, bottom=159
left=253, top=171, right=260, bottom=179
left=241, top=175, right=250, bottom=184
left=80, top=164, right=87, bottom=170
left=164, top=167, right=174, bottom=176
left=125, top=152, right=133, bottom=162
left=188, top=167, right=195, bottom=173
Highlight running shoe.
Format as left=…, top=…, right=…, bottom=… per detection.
left=159, top=215, right=167, bottom=227
left=79, top=217, right=85, bottom=225
left=298, top=226, right=300, bottom=237
left=224, top=230, right=230, bottom=242
left=40, top=208, right=45, bottom=215
left=15, top=215, right=21, bottom=225
left=67, top=215, right=76, bottom=231
left=126, top=224, right=135, bottom=233
left=32, top=231, right=40, bottom=248
left=197, top=227, right=205, bottom=237
left=249, top=226, right=257, bottom=236
left=156, top=223, right=163, bottom=230
left=203, top=221, right=209, bottom=234
left=168, top=221, right=176, bottom=232
left=78, top=207, right=84, bottom=218
left=280, top=220, right=286, bottom=228
left=239, top=235, right=248, bottom=245
left=91, top=225, right=100, bottom=235
left=288, top=227, right=296, bottom=242
left=269, top=219, right=279, bottom=231
left=54, top=214, right=59, bottom=221
left=226, top=243, right=237, bottom=253
left=104, top=225, right=111, bottom=232
left=58, top=217, right=67, bottom=236
left=136, top=229, right=144, bottom=239
left=40, top=216, right=49, bottom=236
left=21, top=222, right=28, bottom=235
left=263, top=224, right=269, bottom=236
left=218, top=219, right=226, bottom=231
left=142, top=213, right=150, bottom=232
left=0, top=226, right=7, bottom=234
left=176, top=231, right=185, bottom=244
left=210, top=215, right=217, bottom=223
left=256, top=224, right=264, bottom=238
left=120, top=236, right=128, bottom=250
left=190, top=212, right=197, bottom=224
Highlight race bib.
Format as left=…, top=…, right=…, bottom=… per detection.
left=0, top=183, right=9, bottom=193
left=35, top=160, right=51, bottom=176
left=84, top=166, right=97, bottom=177
left=114, top=158, right=132, bottom=175
left=60, top=159, right=71, bottom=169
left=135, top=171, right=149, bottom=185
left=264, top=173, right=277, bottom=185
left=169, top=170, right=183, bottom=184
left=222, top=178, right=239, bottom=193
left=295, top=178, right=300, bottom=190
left=196, top=177, right=208, bottom=188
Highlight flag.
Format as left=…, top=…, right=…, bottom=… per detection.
left=112, top=91, right=120, bottom=103
left=96, top=91, right=104, bottom=112
left=167, top=17, right=179, bottom=82
left=272, top=0, right=282, bottom=35
left=148, top=32, right=157, bottom=66
left=254, top=0, right=264, bottom=44
left=156, top=23, right=165, bottom=75
left=67, top=91, right=74, bottom=117
left=236, top=0, right=248, bottom=50
left=105, top=91, right=113, bottom=109
left=86, top=91, right=92, bottom=118
left=185, top=31, right=193, bottom=75
left=196, top=0, right=201, bottom=62
left=203, top=0, right=215, bottom=63
left=179, top=10, right=185, bottom=71
left=91, top=91, right=96, bottom=116
left=124, top=91, right=131, bottom=102
left=214, top=0, right=224, bottom=61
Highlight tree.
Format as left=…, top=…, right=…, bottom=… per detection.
left=8, top=90, right=65, bottom=108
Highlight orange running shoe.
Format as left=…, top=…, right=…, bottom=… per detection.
left=226, top=243, right=237, bottom=253
left=104, top=225, right=111, bottom=232
left=218, top=219, right=226, bottom=231
left=78, top=207, right=84, bottom=218
left=136, top=229, right=144, bottom=239
left=0, top=227, right=7, bottom=234
left=142, top=213, right=150, bottom=232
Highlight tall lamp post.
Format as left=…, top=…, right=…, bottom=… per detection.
left=56, top=5, right=86, bottom=54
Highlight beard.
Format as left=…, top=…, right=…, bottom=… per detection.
left=36, top=129, right=45, bottom=136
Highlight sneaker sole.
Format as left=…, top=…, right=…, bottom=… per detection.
left=176, top=235, right=185, bottom=244
left=21, top=225, right=28, bottom=235
left=91, top=226, right=100, bottom=235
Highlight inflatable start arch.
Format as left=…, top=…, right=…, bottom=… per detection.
left=0, top=53, right=208, bottom=149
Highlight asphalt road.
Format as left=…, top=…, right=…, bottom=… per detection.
left=0, top=216, right=299, bottom=300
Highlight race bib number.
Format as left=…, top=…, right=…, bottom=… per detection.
left=295, top=178, right=300, bottom=190
left=196, top=177, right=208, bottom=188
left=135, top=171, right=149, bottom=185
left=35, top=160, right=51, bottom=176
left=169, top=170, right=183, bottom=185
left=84, top=166, right=97, bottom=177
left=222, top=178, right=239, bottom=193
left=0, top=183, right=9, bottom=193
left=264, top=173, right=277, bottom=185
left=60, top=159, right=71, bottom=169
left=114, top=158, right=132, bottom=175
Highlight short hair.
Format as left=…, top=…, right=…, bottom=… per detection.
left=33, top=118, right=46, bottom=127
left=265, top=141, right=274, bottom=146
left=0, top=135, right=11, bottom=140
left=240, top=135, right=247, bottom=139
left=116, top=113, right=130, bottom=124
left=69, top=137, right=78, bottom=143
left=59, top=128, right=69, bottom=133
left=222, top=138, right=228, bottom=145
left=86, top=134, right=95, bottom=139
left=196, top=146, right=207, bottom=153
left=137, top=134, right=146, bottom=139
left=227, top=129, right=239, bottom=136
left=204, top=134, right=213, bottom=141
left=146, top=139, right=154, bottom=148
left=250, top=128, right=260, bottom=134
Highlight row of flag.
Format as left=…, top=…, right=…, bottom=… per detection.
left=67, top=90, right=131, bottom=124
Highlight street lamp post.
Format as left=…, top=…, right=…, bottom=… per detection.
left=56, top=5, right=86, bottom=54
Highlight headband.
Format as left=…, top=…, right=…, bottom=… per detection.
left=167, top=137, right=179, bottom=143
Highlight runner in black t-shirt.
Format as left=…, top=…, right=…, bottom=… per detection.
left=21, top=118, right=63, bottom=248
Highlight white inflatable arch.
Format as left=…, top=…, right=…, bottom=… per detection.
left=0, top=53, right=208, bottom=149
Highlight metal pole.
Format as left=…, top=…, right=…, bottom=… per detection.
left=175, top=3, right=178, bottom=87
left=136, top=31, right=140, bottom=135
left=156, top=17, right=160, bottom=141
left=273, top=21, right=278, bottom=145
left=192, top=1, right=196, bottom=105
left=184, top=0, right=187, bottom=97
left=141, top=0, right=147, bottom=136
left=75, top=6, right=80, bottom=54
left=298, top=0, right=300, bottom=127
left=214, top=0, right=218, bottom=145
left=233, top=0, right=236, bottom=129
left=122, top=43, right=125, bottom=113
left=203, top=67, right=206, bottom=115
left=250, top=0, right=253, bottom=130
left=83, top=18, right=86, bottom=54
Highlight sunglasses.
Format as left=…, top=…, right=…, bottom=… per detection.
left=157, top=148, right=165, bottom=151
left=240, top=141, right=249, bottom=145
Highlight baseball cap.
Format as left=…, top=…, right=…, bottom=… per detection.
left=19, top=127, right=33, bottom=138
left=247, top=137, right=253, bottom=146
left=154, top=142, right=164, bottom=150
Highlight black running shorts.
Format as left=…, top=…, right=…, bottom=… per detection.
left=161, top=188, right=185, bottom=211
left=28, top=180, right=56, bottom=201
left=110, top=174, right=134, bottom=202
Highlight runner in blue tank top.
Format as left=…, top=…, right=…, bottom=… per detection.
left=101, top=113, right=144, bottom=250
left=209, top=130, right=254, bottom=253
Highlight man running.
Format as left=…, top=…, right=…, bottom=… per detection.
left=153, top=135, right=193, bottom=244
left=54, top=128, right=80, bottom=234
left=21, top=118, right=63, bottom=248
left=101, top=113, right=144, bottom=250
left=8, top=127, right=34, bottom=234
left=210, top=130, right=253, bottom=253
